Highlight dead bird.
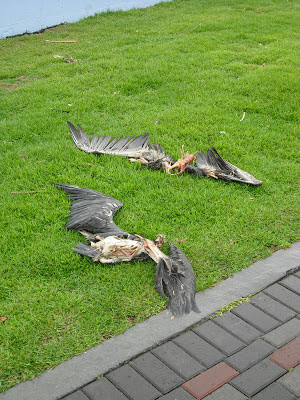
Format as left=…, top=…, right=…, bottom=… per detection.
left=67, top=121, right=263, bottom=186
left=53, top=183, right=199, bottom=317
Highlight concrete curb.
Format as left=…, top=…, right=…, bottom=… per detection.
left=1, top=242, right=299, bottom=400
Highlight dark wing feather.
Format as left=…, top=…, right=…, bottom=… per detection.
left=72, top=242, right=100, bottom=259
left=52, top=183, right=127, bottom=237
left=155, top=243, right=199, bottom=317
left=67, top=121, right=171, bottom=164
left=187, top=145, right=263, bottom=186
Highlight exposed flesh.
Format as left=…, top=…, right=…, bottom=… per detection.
left=90, top=236, right=144, bottom=263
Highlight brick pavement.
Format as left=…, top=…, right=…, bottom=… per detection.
left=61, top=269, right=300, bottom=400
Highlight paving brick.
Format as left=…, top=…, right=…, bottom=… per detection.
left=193, top=320, right=245, bottom=356
left=230, top=358, right=286, bottom=397
left=173, top=331, right=225, bottom=368
left=213, top=311, right=261, bottom=343
left=204, top=383, right=247, bottom=400
left=82, top=377, right=129, bottom=400
left=264, top=283, right=300, bottom=312
left=280, top=275, right=300, bottom=295
left=63, top=391, right=90, bottom=400
left=295, top=270, right=300, bottom=278
left=106, top=364, right=161, bottom=400
left=182, top=362, right=239, bottom=400
left=269, top=337, right=300, bottom=369
left=158, top=387, right=197, bottom=400
left=231, top=301, right=280, bottom=332
left=130, top=352, right=184, bottom=394
left=278, top=364, right=300, bottom=396
left=226, top=339, right=275, bottom=372
left=151, top=341, right=205, bottom=380
left=263, top=318, right=300, bottom=347
left=251, top=382, right=297, bottom=400
left=251, top=292, right=296, bottom=322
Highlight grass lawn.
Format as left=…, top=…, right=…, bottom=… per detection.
left=0, top=0, right=299, bottom=392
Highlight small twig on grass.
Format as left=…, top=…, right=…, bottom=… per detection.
left=176, top=238, right=187, bottom=243
left=44, top=40, right=78, bottom=43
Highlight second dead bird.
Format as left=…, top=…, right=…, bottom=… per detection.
left=53, top=183, right=199, bottom=317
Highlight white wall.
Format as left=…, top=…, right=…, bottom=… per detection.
left=0, top=0, right=170, bottom=39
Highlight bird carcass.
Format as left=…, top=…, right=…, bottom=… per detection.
left=67, top=121, right=263, bottom=186
left=53, top=183, right=199, bottom=317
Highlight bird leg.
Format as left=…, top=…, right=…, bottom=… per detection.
left=166, top=146, right=198, bottom=175
left=180, top=144, right=186, bottom=158
left=128, top=156, right=148, bottom=165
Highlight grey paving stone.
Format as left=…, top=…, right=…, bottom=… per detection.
left=278, top=364, right=300, bottom=396
left=230, top=358, right=286, bottom=397
left=263, top=317, right=300, bottom=347
left=251, top=381, right=297, bottom=400
left=193, top=320, right=245, bottom=356
left=264, top=283, right=300, bottom=312
left=106, top=364, right=161, bottom=400
left=204, top=383, right=247, bottom=400
left=83, top=377, right=129, bottom=400
left=130, top=352, right=184, bottom=394
left=158, top=387, right=196, bottom=400
left=231, top=302, right=280, bottom=332
left=251, top=292, right=296, bottom=322
left=226, top=339, right=275, bottom=372
left=173, top=331, right=225, bottom=368
left=280, top=275, right=300, bottom=295
left=213, top=311, right=261, bottom=343
left=62, top=391, right=90, bottom=400
left=151, top=341, right=205, bottom=380
left=295, top=270, right=300, bottom=278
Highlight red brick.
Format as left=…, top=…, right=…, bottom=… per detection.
left=268, top=336, right=300, bottom=370
left=182, top=362, right=239, bottom=399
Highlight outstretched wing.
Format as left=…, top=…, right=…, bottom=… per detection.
left=155, top=243, right=199, bottom=317
left=187, top=146, right=263, bottom=186
left=52, top=183, right=128, bottom=237
left=67, top=121, right=172, bottom=166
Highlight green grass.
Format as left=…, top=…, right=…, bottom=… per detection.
left=0, top=0, right=299, bottom=391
